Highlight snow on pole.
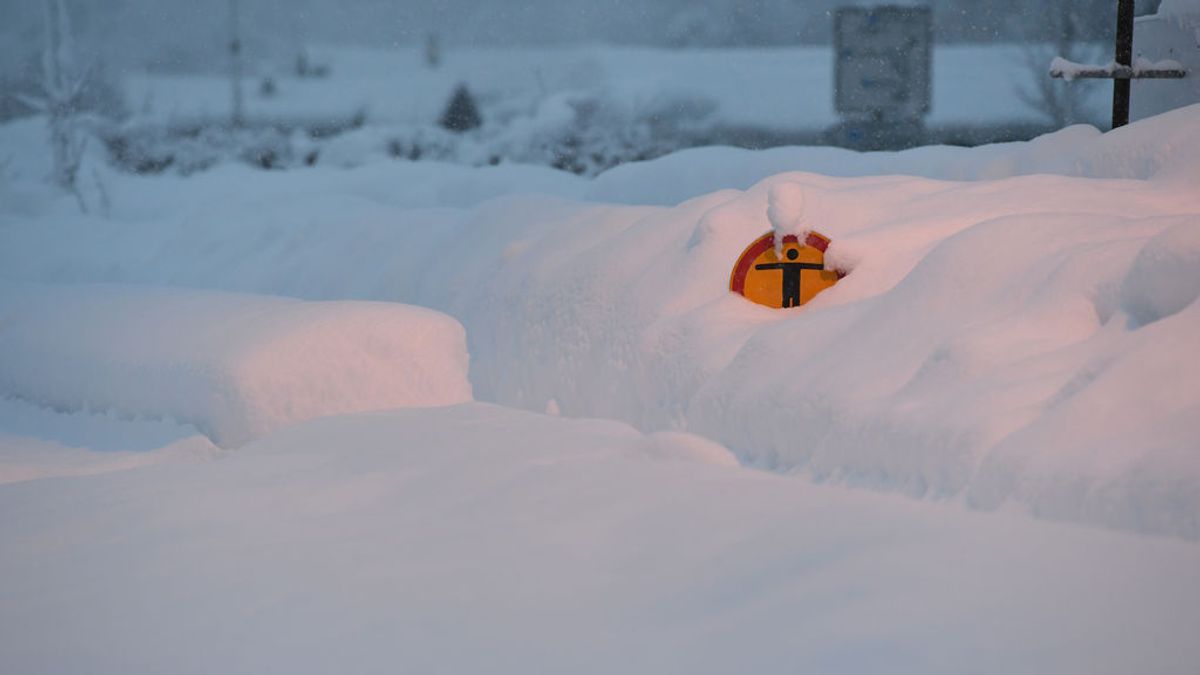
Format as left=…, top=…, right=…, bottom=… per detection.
left=1047, top=0, right=1188, bottom=129
left=1049, top=56, right=1188, bottom=81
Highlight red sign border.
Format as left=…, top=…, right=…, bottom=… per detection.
left=729, top=231, right=834, bottom=295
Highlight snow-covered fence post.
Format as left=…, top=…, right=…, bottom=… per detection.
left=1049, top=0, right=1187, bottom=128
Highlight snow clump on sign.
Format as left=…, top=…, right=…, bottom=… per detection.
left=766, top=181, right=810, bottom=257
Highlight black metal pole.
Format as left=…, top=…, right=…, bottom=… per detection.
left=1112, top=0, right=1135, bottom=128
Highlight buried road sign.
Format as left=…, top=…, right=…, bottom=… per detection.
left=729, top=231, right=842, bottom=309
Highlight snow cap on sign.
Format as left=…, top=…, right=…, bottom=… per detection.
left=767, top=182, right=810, bottom=257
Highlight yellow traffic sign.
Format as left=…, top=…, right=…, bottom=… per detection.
left=729, top=231, right=841, bottom=308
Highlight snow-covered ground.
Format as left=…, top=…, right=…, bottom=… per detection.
left=106, top=42, right=1116, bottom=177
left=1, top=87, right=1198, bottom=672
left=4, top=404, right=1199, bottom=675
left=0, top=396, right=217, bottom=485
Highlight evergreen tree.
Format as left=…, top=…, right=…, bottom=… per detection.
left=439, top=83, right=481, bottom=133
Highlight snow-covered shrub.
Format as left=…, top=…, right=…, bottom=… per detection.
left=103, top=122, right=329, bottom=175
left=490, top=90, right=716, bottom=175
left=96, top=87, right=715, bottom=178
left=233, top=126, right=294, bottom=170
left=103, top=124, right=217, bottom=175
left=385, top=126, right=463, bottom=163
left=439, top=83, right=483, bottom=132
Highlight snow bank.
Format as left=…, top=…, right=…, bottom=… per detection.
left=2, top=107, right=1198, bottom=537
left=586, top=103, right=1200, bottom=205
left=1, top=403, right=1197, bottom=675
left=0, top=432, right=217, bottom=485
left=690, top=210, right=1200, bottom=537
left=0, top=284, right=472, bottom=446
left=437, top=171, right=1200, bottom=537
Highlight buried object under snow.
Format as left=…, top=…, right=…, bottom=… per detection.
left=729, top=231, right=842, bottom=308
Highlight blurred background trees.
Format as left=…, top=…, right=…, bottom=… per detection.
left=0, top=1, right=1178, bottom=181
left=0, top=0, right=1147, bottom=81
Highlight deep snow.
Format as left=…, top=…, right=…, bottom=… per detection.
left=0, top=283, right=472, bottom=447
left=2, top=404, right=1199, bottom=675
left=1, top=83, right=1199, bottom=674
left=2, top=105, right=1197, bottom=538
left=0, top=395, right=217, bottom=485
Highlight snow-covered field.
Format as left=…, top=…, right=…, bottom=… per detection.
left=1, top=80, right=1198, bottom=672
left=4, top=404, right=1199, bottom=675
left=110, top=42, right=1111, bottom=176
left=128, top=43, right=1106, bottom=131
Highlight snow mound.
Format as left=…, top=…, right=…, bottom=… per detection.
left=689, top=210, right=1200, bottom=538
left=1119, top=223, right=1200, bottom=327
left=0, top=284, right=472, bottom=447
left=640, top=430, right=741, bottom=467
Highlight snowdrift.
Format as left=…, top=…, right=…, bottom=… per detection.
left=0, top=284, right=472, bottom=446
left=443, top=171, right=1200, bottom=537
left=1, top=107, right=1198, bottom=537
left=1, top=404, right=1197, bottom=675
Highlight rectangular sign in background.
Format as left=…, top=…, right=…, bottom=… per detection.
left=834, top=6, right=932, bottom=119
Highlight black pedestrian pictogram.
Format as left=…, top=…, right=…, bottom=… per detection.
left=755, top=248, right=824, bottom=308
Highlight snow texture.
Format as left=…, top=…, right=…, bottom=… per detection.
left=1, top=55, right=1199, bottom=675
left=1, top=106, right=1199, bottom=539
left=1, top=404, right=1198, bottom=675
left=1120, top=223, right=1200, bottom=327
left=1131, top=3, right=1200, bottom=122
left=1049, top=56, right=1187, bottom=81
left=0, top=392, right=219, bottom=485
left=0, top=284, right=472, bottom=446
left=1049, top=56, right=1094, bottom=82
left=1157, top=0, right=1200, bottom=18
